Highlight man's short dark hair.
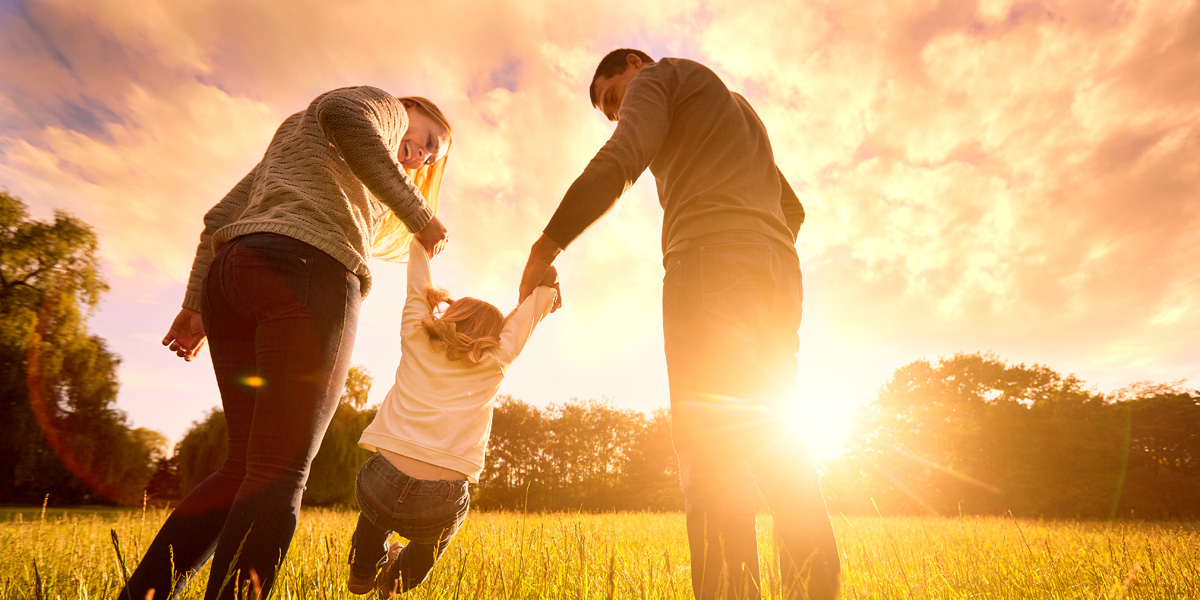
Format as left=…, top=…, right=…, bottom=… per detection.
left=589, top=48, right=655, bottom=107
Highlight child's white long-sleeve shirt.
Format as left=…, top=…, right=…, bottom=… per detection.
left=358, top=239, right=557, bottom=482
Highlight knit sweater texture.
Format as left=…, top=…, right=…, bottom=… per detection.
left=544, top=58, right=804, bottom=254
left=358, top=240, right=558, bottom=482
left=182, top=86, right=434, bottom=311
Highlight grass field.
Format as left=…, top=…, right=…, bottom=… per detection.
left=2, top=506, right=1198, bottom=599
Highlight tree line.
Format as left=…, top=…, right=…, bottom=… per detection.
left=155, top=357, right=1198, bottom=520
left=3, top=191, right=1198, bottom=518
left=151, top=386, right=684, bottom=512
left=819, top=354, right=1200, bottom=519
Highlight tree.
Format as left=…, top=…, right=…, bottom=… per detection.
left=175, top=408, right=228, bottom=496
left=307, top=366, right=377, bottom=505
left=1114, top=382, right=1200, bottom=518
left=173, top=365, right=378, bottom=506
left=341, top=366, right=372, bottom=409
left=0, top=191, right=159, bottom=505
left=823, top=353, right=1199, bottom=519
left=476, top=398, right=679, bottom=512
left=618, top=409, right=682, bottom=510
left=475, top=395, right=546, bottom=509
left=144, top=455, right=181, bottom=506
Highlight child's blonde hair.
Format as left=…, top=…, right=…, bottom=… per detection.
left=418, top=286, right=504, bottom=365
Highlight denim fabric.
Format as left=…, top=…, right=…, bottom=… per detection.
left=348, top=453, right=470, bottom=594
left=662, top=231, right=840, bottom=600
left=121, top=233, right=360, bottom=600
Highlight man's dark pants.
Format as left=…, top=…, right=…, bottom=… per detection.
left=663, top=230, right=840, bottom=600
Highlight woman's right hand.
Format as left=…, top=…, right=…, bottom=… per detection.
left=163, top=308, right=207, bottom=362
left=414, top=215, right=448, bottom=257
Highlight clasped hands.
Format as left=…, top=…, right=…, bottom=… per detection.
left=519, top=234, right=564, bottom=313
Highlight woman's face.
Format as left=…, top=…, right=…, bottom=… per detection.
left=399, top=108, right=450, bottom=170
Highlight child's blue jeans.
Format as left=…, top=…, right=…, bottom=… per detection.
left=349, top=452, right=470, bottom=594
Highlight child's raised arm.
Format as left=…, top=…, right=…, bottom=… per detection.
left=494, top=275, right=559, bottom=368
left=400, top=238, right=434, bottom=336
left=538, top=266, right=563, bottom=313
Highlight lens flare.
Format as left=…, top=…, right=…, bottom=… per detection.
left=26, top=295, right=136, bottom=504
left=241, top=376, right=265, bottom=388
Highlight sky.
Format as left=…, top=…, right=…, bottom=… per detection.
left=2, top=0, right=1197, bottom=460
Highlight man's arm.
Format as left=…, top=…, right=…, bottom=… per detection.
left=523, top=67, right=674, bottom=302
left=541, top=67, right=673, bottom=251
left=777, top=166, right=806, bottom=243
left=518, top=234, right=563, bottom=304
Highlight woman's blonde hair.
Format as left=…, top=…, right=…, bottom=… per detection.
left=373, top=96, right=454, bottom=261
left=418, top=286, right=505, bottom=365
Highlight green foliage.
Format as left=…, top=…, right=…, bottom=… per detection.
left=143, top=455, right=181, bottom=505
left=0, top=191, right=159, bottom=506
left=478, top=395, right=545, bottom=498
left=472, top=397, right=682, bottom=511
left=618, top=409, right=680, bottom=510
left=304, top=403, right=376, bottom=505
left=340, top=366, right=372, bottom=409
left=167, top=348, right=1199, bottom=517
left=172, top=365, right=379, bottom=506
left=171, top=390, right=683, bottom=510
left=823, top=352, right=1200, bottom=518
left=175, top=408, right=228, bottom=496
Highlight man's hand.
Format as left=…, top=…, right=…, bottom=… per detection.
left=539, top=265, right=564, bottom=313
left=519, top=234, right=563, bottom=304
left=163, top=308, right=206, bottom=362
left=414, top=215, right=448, bottom=257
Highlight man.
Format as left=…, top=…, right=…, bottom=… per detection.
left=518, top=49, right=841, bottom=599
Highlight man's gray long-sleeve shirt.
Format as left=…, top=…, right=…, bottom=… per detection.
left=544, top=58, right=804, bottom=255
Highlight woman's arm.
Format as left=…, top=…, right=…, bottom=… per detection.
left=315, top=87, right=433, bottom=235
left=169, top=167, right=256, bottom=361
left=182, top=167, right=256, bottom=312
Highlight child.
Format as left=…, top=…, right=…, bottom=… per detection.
left=348, top=238, right=560, bottom=597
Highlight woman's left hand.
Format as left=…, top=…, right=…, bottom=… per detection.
left=163, top=308, right=207, bottom=361
left=415, top=215, right=448, bottom=257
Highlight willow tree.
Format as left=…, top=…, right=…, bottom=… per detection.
left=0, top=191, right=160, bottom=505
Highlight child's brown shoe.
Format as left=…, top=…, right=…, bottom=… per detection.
left=375, top=542, right=404, bottom=598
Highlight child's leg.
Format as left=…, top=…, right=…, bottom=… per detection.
left=390, top=533, right=456, bottom=592
left=378, top=478, right=471, bottom=594
left=349, top=453, right=399, bottom=581
left=348, top=511, right=391, bottom=579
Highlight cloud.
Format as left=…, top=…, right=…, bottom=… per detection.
left=690, top=1, right=1199, bottom=374
left=0, top=81, right=279, bottom=280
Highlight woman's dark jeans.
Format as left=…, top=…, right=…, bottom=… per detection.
left=349, top=453, right=470, bottom=594
left=663, top=231, right=840, bottom=600
left=120, top=233, right=361, bottom=600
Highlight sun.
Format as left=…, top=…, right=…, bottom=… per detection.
left=787, top=366, right=879, bottom=464
left=783, top=394, right=856, bottom=464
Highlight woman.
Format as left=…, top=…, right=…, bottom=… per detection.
left=122, top=86, right=453, bottom=600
